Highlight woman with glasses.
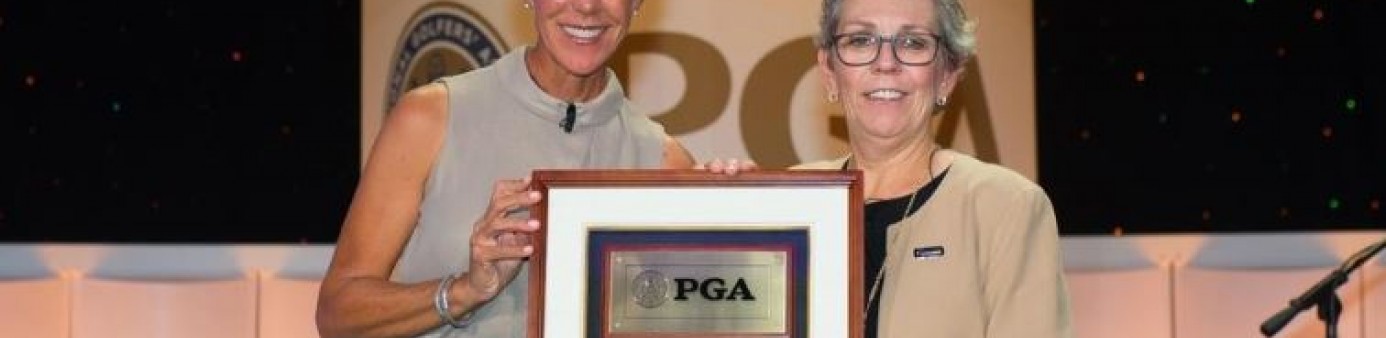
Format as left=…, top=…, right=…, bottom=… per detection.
left=794, top=0, right=1072, bottom=336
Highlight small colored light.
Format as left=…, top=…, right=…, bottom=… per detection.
left=1112, top=226, right=1124, bottom=237
left=1313, top=8, right=1324, bottom=21
left=1346, top=98, right=1357, bottom=111
left=1322, top=126, right=1334, bottom=139
left=24, top=75, right=35, bottom=87
left=1079, top=129, right=1091, bottom=141
left=1329, top=197, right=1341, bottom=210
left=1245, top=0, right=1255, bottom=6
left=1135, top=70, right=1146, bottom=83
left=232, top=51, right=243, bottom=62
left=1276, top=47, right=1287, bottom=58
left=112, top=102, right=122, bottom=113
left=1231, top=110, right=1243, bottom=123
left=1202, top=209, right=1212, bottom=221
left=1371, top=199, right=1381, bottom=211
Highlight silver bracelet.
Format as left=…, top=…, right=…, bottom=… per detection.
left=434, top=272, right=473, bottom=328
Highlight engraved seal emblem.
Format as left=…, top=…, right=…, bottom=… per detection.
left=631, top=269, right=669, bottom=309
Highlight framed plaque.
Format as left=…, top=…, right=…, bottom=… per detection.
left=528, top=170, right=863, bottom=338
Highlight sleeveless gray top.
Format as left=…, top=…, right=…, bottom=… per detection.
left=391, top=47, right=667, bottom=337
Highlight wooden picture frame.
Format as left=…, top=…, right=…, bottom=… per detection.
left=528, top=170, right=863, bottom=338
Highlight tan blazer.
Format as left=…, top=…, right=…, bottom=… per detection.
left=796, top=153, right=1072, bottom=338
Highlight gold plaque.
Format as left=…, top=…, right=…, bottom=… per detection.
left=607, top=250, right=788, bottom=334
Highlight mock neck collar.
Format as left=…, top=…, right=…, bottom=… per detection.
left=496, top=46, right=624, bottom=133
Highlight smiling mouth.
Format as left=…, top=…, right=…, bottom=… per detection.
left=864, top=89, right=908, bottom=101
left=561, top=25, right=606, bottom=40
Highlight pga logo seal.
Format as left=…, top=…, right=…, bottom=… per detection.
left=630, top=269, right=757, bottom=309
left=385, top=3, right=508, bottom=113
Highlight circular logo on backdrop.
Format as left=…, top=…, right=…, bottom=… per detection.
left=631, top=269, right=670, bottom=308
left=385, top=3, right=509, bottom=114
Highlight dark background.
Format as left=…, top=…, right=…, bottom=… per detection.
left=2, top=1, right=1382, bottom=242
left=2, top=1, right=361, bottom=242
left=1036, top=0, right=1385, bottom=233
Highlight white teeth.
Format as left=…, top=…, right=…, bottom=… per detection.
left=866, top=89, right=905, bottom=100
left=562, top=25, right=603, bottom=39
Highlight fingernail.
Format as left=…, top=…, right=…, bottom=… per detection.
left=529, top=191, right=542, bottom=200
left=523, top=246, right=533, bottom=254
left=527, top=220, right=540, bottom=229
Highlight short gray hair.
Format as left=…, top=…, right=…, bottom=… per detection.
left=817, top=0, right=976, bottom=70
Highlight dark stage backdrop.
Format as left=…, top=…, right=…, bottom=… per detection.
left=2, top=1, right=1383, bottom=242
left=1036, top=0, right=1385, bottom=233
left=2, top=2, right=361, bottom=242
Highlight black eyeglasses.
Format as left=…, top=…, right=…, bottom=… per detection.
left=831, top=33, right=941, bottom=66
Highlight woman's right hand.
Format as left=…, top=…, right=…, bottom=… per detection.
left=697, top=158, right=759, bottom=175
left=464, top=178, right=541, bottom=302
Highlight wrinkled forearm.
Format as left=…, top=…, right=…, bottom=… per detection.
left=316, top=276, right=484, bottom=338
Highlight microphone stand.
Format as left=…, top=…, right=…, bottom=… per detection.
left=1259, top=237, right=1386, bottom=337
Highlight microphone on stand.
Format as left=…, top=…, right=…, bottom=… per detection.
left=1260, top=237, right=1386, bottom=337
left=561, top=103, right=576, bottom=133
